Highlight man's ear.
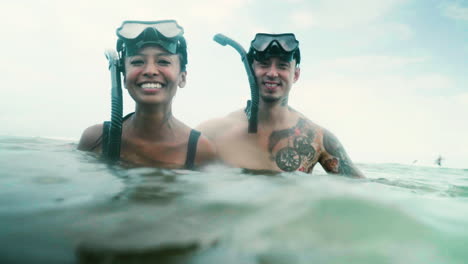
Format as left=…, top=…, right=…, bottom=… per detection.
left=178, top=71, right=187, bottom=88
left=293, top=66, right=300, bottom=83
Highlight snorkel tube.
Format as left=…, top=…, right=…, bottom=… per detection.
left=103, top=50, right=123, bottom=161
left=213, top=33, right=258, bottom=133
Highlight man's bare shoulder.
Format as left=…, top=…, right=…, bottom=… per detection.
left=291, top=109, right=325, bottom=133
left=195, top=134, right=218, bottom=166
left=196, top=109, right=247, bottom=139
left=77, top=123, right=103, bottom=152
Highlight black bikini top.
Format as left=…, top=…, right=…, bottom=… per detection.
left=102, top=113, right=201, bottom=169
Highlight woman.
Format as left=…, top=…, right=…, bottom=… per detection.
left=78, top=20, right=216, bottom=169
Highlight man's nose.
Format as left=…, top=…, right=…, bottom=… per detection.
left=266, top=65, right=279, bottom=78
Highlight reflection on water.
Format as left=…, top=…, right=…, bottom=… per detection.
left=0, top=137, right=468, bottom=264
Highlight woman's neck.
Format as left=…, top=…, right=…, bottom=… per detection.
left=126, top=104, right=180, bottom=141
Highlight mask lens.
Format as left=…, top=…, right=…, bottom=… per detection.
left=117, top=20, right=183, bottom=40
left=277, top=35, right=298, bottom=52
left=118, top=23, right=148, bottom=39
left=154, top=22, right=182, bottom=38
left=251, top=34, right=274, bottom=51
left=251, top=33, right=298, bottom=52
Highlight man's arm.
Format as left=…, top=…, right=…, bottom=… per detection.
left=319, top=129, right=365, bottom=178
left=194, top=135, right=219, bottom=167
left=196, top=119, right=222, bottom=140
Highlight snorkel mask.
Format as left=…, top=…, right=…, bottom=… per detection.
left=115, top=20, right=187, bottom=71
left=248, top=33, right=301, bottom=65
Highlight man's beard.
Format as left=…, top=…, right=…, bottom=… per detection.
left=260, top=94, right=281, bottom=103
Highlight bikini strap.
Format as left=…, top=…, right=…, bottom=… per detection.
left=184, top=129, right=201, bottom=169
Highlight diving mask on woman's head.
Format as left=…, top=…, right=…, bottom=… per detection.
left=248, top=33, right=301, bottom=65
left=115, top=20, right=188, bottom=71
left=116, top=20, right=184, bottom=56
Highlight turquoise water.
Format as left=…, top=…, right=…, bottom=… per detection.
left=1, top=136, right=467, bottom=264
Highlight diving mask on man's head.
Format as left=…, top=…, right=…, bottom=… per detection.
left=116, top=20, right=185, bottom=56
left=248, top=33, right=301, bottom=65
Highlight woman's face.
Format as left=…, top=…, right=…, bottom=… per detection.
left=124, top=45, right=186, bottom=105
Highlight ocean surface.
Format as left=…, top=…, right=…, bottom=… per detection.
left=1, top=136, right=467, bottom=264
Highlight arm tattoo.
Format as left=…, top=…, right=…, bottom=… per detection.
left=268, top=119, right=316, bottom=172
left=322, top=132, right=354, bottom=175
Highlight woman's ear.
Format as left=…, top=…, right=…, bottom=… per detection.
left=178, top=71, right=187, bottom=88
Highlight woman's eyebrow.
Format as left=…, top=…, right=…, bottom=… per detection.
left=135, top=52, right=173, bottom=57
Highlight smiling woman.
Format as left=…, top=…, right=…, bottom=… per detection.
left=77, top=20, right=216, bottom=169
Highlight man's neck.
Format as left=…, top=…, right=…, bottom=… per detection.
left=257, top=99, right=293, bottom=129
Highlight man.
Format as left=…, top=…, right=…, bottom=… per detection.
left=197, top=33, right=364, bottom=177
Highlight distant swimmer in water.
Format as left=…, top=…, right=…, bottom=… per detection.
left=78, top=20, right=216, bottom=169
left=435, top=155, right=444, bottom=167
left=197, top=33, right=364, bottom=178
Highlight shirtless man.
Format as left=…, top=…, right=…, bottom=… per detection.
left=198, top=33, right=364, bottom=177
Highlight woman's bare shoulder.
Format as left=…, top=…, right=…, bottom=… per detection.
left=77, top=123, right=103, bottom=152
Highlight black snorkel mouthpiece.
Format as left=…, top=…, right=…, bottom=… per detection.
left=213, top=33, right=259, bottom=133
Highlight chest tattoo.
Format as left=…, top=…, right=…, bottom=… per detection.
left=268, top=119, right=316, bottom=172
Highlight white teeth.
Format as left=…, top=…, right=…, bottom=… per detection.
left=141, top=83, right=162, bottom=89
left=265, top=83, right=279, bottom=87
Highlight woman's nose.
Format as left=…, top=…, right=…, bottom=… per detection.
left=143, top=63, right=159, bottom=76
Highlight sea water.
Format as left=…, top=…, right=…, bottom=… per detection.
left=0, top=136, right=467, bottom=264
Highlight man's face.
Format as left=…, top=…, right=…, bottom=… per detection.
left=252, top=57, right=300, bottom=104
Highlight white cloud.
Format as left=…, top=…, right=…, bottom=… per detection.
left=296, top=0, right=407, bottom=29
left=319, top=55, right=426, bottom=72
left=441, top=0, right=468, bottom=21
left=183, top=0, right=252, bottom=24
left=284, top=0, right=304, bottom=3
left=375, top=22, right=413, bottom=40
left=456, top=92, right=468, bottom=105
left=290, top=10, right=316, bottom=29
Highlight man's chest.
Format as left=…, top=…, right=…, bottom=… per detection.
left=215, top=129, right=322, bottom=172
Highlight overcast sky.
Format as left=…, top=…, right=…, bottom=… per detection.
left=1, top=0, right=467, bottom=168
